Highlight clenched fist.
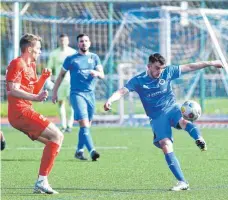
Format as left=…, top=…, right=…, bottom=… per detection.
left=41, top=68, right=52, bottom=79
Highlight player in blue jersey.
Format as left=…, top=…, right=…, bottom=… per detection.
left=52, top=33, right=105, bottom=161
left=104, top=53, right=223, bottom=191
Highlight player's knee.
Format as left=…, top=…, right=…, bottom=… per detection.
left=79, top=119, right=90, bottom=127
left=55, top=130, right=64, bottom=144
left=48, top=124, right=64, bottom=144
left=159, top=138, right=173, bottom=154
left=178, top=118, right=188, bottom=129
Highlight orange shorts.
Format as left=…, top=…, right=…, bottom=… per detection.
left=9, top=108, right=51, bottom=141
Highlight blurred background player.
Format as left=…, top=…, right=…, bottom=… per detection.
left=52, top=33, right=105, bottom=161
left=6, top=33, right=64, bottom=194
left=47, top=34, right=76, bottom=133
left=104, top=53, right=223, bottom=191
left=0, top=130, right=6, bottom=151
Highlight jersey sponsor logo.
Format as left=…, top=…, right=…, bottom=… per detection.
left=146, top=88, right=167, bottom=98
left=80, top=69, right=91, bottom=75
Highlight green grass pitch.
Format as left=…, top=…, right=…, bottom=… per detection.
left=1, top=127, right=228, bottom=200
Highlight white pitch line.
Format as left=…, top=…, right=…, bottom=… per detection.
left=6, top=146, right=128, bottom=150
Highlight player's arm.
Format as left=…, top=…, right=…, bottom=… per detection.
left=52, top=68, right=67, bottom=104
left=90, top=65, right=105, bottom=79
left=7, top=81, right=48, bottom=102
left=33, top=68, right=52, bottom=94
left=180, top=60, right=223, bottom=73
left=47, top=53, right=54, bottom=71
left=104, top=87, right=129, bottom=111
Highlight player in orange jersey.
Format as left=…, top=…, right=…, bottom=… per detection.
left=6, top=33, right=64, bottom=194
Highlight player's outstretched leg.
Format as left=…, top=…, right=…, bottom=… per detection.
left=195, top=137, right=207, bottom=151
left=184, top=122, right=207, bottom=151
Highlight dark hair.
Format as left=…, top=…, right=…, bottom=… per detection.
left=148, top=53, right=166, bottom=65
left=59, top=33, right=68, bottom=38
left=77, top=33, right=89, bottom=41
left=19, top=33, right=42, bottom=53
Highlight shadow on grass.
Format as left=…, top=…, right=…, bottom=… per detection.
left=2, top=187, right=167, bottom=195
left=1, top=158, right=98, bottom=163
left=3, top=184, right=228, bottom=195
left=1, top=159, right=38, bottom=162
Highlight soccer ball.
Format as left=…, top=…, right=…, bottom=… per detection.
left=181, top=100, right=201, bottom=121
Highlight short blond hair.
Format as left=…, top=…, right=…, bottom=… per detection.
left=19, top=33, right=42, bottom=53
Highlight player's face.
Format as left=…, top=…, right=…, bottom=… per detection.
left=28, top=41, right=41, bottom=61
left=148, top=61, right=166, bottom=78
left=59, top=36, right=69, bottom=48
left=78, top=36, right=91, bottom=53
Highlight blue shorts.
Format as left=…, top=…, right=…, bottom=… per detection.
left=70, top=92, right=95, bottom=121
left=150, top=104, right=182, bottom=148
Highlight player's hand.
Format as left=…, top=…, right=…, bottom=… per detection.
left=90, top=70, right=99, bottom=77
left=210, top=60, right=223, bottom=68
left=41, top=68, right=52, bottom=79
left=36, top=90, right=48, bottom=102
left=104, top=101, right=112, bottom=111
left=52, top=92, right=58, bottom=104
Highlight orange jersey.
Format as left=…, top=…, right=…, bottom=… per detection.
left=6, top=57, right=38, bottom=119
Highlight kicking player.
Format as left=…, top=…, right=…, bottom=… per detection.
left=104, top=53, right=223, bottom=191
left=52, top=33, right=104, bottom=161
left=47, top=34, right=76, bottom=133
left=6, top=33, right=64, bottom=194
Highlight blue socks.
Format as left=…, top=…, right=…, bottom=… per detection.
left=77, top=127, right=94, bottom=153
left=77, top=127, right=85, bottom=150
left=165, top=152, right=186, bottom=182
left=185, top=122, right=200, bottom=140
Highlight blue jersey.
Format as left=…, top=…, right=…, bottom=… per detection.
left=125, top=65, right=181, bottom=119
left=63, top=52, right=102, bottom=93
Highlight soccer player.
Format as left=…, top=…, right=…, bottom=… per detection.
left=52, top=33, right=104, bottom=161
left=47, top=34, right=76, bottom=133
left=0, top=130, right=6, bottom=151
left=6, top=33, right=64, bottom=194
left=104, top=53, right=223, bottom=191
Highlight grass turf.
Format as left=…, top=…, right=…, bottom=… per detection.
left=1, top=127, right=228, bottom=200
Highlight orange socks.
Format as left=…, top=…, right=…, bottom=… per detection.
left=39, top=141, right=59, bottom=176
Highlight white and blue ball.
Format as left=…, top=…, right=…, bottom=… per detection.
left=181, top=100, right=201, bottom=121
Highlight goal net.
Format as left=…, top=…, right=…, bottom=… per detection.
left=1, top=1, right=228, bottom=126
